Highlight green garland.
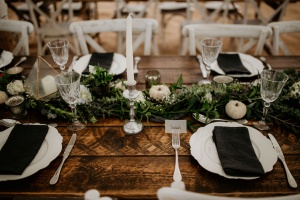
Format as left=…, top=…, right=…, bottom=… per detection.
left=1, top=67, right=299, bottom=134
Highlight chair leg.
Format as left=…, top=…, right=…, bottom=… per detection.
left=36, top=36, right=43, bottom=55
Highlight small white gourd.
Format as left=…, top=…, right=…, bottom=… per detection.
left=225, top=100, right=247, bottom=119
left=149, top=85, right=170, bottom=100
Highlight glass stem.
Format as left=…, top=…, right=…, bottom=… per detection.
left=205, top=65, right=211, bottom=79
left=70, top=104, right=79, bottom=124
left=261, top=101, right=270, bottom=122
left=60, top=65, right=66, bottom=71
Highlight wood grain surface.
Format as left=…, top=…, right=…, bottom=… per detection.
left=0, top=55, right=299, bottom=200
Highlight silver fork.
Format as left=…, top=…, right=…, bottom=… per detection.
left=172, top=130, right=182, bottom=182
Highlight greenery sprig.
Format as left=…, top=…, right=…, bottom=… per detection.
left=1, top=66, right=299, bottom=135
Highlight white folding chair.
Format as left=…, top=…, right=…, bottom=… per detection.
left=6, top=1, right=43, bottom=22
left=268, top=20, right=300, bottom=55
left=204, top=0, right=243, bottom=23
left=157, top=186, right=300, bottom=200
left=159, top=1, right=193, bottom=35
left=0, top=19, right=34, bottom=56
left=181, top=23, right=272, bottom=56
left=61, top=1, right=83, bottom=21
left=241, top=0, right=290, bottom=25
left=69, top=18, right=159, bottom=56
left=25, top=0, right=77, bottom=55
left=0, top=0, right=8, bottom=19
left=61, top=1, right=98, bottom=21
left=114, top=0, right=154, bottom=18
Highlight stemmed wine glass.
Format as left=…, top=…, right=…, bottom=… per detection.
left=198, top=38, right=222, bottom=85
left=253, top=70, right=288, bottom=130
left=55, top=71, right=86, bottom=131
left=47, top=39, right=69, bottom=73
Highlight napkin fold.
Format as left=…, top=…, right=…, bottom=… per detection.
left=83, top=52, right=114, bottom=74
left=0, top=124, right=49, bottom=175
left=212, top=126, right=265, bottom=177
left=217, top=53, right=251, bottom=75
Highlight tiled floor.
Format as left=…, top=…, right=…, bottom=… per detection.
left=6, top=1, right=300, bottom=56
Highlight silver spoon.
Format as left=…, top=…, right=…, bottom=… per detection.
left=192, top=113, right=248, bottom=125
left=13, top=56, right=27, bottom=68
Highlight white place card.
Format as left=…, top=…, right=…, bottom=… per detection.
left=165, top=120, right=187, bottom=133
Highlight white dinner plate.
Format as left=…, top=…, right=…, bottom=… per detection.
left=211, top=53, right=264, bottom=77
left=0, top=50, right=14, bottom=68
left=0, top=125, right=62, bottom=181
left=73, top=53, right=126, bottom=75
left=189, top=122, right=277, bottom=179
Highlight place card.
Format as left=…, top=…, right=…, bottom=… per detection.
left=165, top=120, right=187, bottom=133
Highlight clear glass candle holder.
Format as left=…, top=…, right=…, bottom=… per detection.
left=145, top=70, right=160, bottom=89
left=5, top=95, right=27, bottom=119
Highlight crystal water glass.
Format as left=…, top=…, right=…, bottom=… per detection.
left=198, top=38, right=222, bottom=85
left=48, top=39, right=69, bottom=72
left=55, top=71, right=86, bottom=131
left=253, top=70, right=288, bottom=130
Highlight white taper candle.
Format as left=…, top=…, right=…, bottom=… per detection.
left=126, top=14, right=134, bottom=85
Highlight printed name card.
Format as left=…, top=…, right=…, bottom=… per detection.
left=165, top=120, right=187, bottom=133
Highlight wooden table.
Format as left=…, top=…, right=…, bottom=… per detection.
left=0, top=55, right=300, bottom=199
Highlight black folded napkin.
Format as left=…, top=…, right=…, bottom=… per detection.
left=217, top=53, right=251, bottom=75
left=0, top=124, right=49, bottom=175
left=212, top=126, right=265, bottom=177
left=0, top=48, right=3, bottom=56
left=83, top=52, right=114, bottom=74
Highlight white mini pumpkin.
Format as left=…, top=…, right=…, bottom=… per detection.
left=149, top=85, right=170, bottom=100
left=290, top=81, right=300, bottom=98
left=225, top=100, right=247, bottom=119
left=0, top=91, right=8, bottom=104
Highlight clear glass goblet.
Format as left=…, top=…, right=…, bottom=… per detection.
left=55, top=71, right=86, bottom=131
left=253, top=70, right=288, bottom=130
left=198, top=38, right=222, bottom=85
left=47, top=39, right=69, bottom=73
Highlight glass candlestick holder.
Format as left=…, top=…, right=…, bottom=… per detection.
left=123, top=81, right=143, bottom=134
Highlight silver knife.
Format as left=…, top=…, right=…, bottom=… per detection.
left=50, top=133, right=77, bottom=185
left=196, top=55, right=207, bottom=78
left=268, top=134, right=298, bottom=188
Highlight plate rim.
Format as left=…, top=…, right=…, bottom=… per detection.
left=73, top=53, right=126, bottom=75
left=0, top=50, right=14, bottom=68
left=0, top=125, right=62, bottom=181
left=190, top=122, right=277, bottom=179
left=211, top=52, right=264, bottom=78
